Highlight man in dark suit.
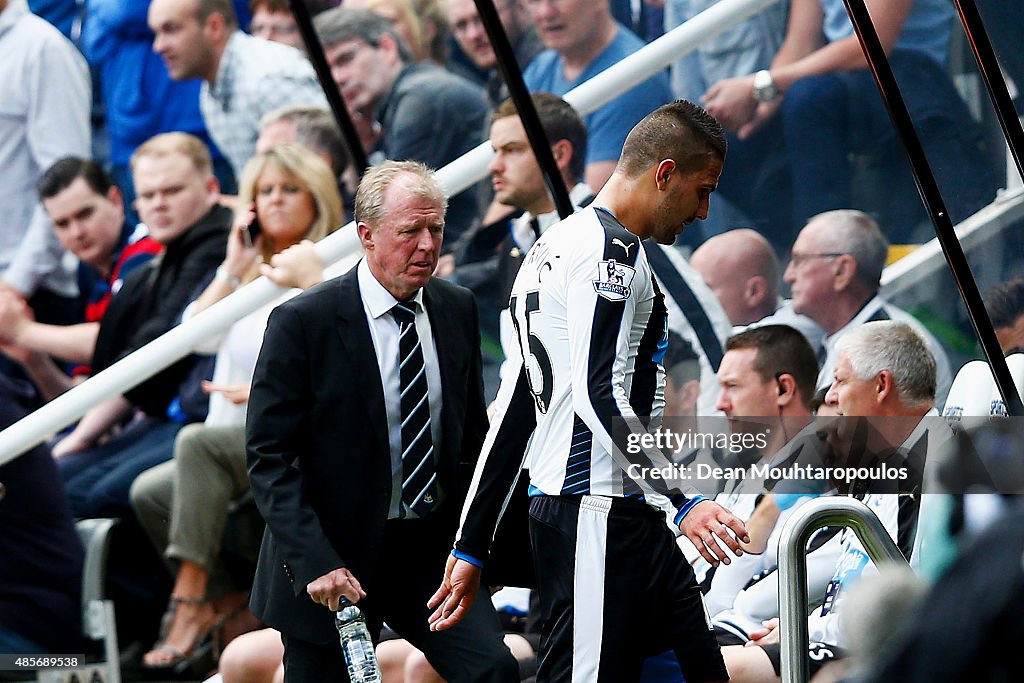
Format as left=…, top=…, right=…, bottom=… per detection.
left=246, top=160, right=519, bottom=683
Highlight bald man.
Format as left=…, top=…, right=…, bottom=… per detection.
left=690, top=229, right=823, bottom=355
left=690, top=229, right=779, bottom=327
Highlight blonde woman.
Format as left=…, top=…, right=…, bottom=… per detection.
left=131, top=143, right=343, bottom=670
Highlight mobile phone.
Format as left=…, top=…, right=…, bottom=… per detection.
left=242, top=216, right=262, bottom=248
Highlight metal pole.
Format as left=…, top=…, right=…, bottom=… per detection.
left=777, top=497, right=908, bottom=683
left=473, top=0, right=574, bottom=218
left=842, top=0, right=1024, bottom=418
left=288, top=0, right=369, bottom=175
left=951, top=0, right=1024, bottom=182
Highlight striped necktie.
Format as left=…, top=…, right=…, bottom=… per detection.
left=392, top=301, right=437, bottom=517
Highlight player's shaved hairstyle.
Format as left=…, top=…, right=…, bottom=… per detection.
left=617, top=100, right=726, bottom=179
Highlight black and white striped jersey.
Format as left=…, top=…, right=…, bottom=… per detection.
left=456, top=206, right=698, bottom=561
left=498, top=200, right=731, bottom=416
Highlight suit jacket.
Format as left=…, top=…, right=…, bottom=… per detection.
left=246, top=266, right=488, bottom=644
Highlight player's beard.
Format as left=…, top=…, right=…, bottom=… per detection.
left=654, top=206, right=686, bottom=245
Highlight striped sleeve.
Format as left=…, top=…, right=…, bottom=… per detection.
left=454, top=358, right=537, bottom=562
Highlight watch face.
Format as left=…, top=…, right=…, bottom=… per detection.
left=753, top=71, right=778, bottom=103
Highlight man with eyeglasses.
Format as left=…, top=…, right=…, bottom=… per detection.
left=690, top=229, right=825, bottom=357
left=443, top=0, right=542, bottom=106
left=249, top=0, right=302, bottom=49
left=783, top=209, right=951, bottom=402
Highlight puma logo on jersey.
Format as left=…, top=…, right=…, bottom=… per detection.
left=611, top=237, right=634, bottom=256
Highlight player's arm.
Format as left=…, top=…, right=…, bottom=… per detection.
left=432, top=272, right=557, bottom=630
left=430, top=356, right=536, bottom=631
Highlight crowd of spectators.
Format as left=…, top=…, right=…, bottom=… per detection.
left=0, top=0, right=1021, bottom=681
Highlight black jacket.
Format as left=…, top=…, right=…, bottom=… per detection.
left=91, top=204, right=231, bottom=416
left=246, top=267, right=488, bottom=643
left=0, top=375, right=84, bottom=652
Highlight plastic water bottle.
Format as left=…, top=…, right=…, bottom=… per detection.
left=335, top=598, right=381, bottom=683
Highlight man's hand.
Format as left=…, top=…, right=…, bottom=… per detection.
left=306, top=567, right=366, bottom=611
left=679, top=499, right=749, bottom=566
left=260, top=240, right=324, bottom=289
left=0, top=291, right=32, bottom=345
left=201, top=380, right=251, bottom=405
left=744, top=618, right=780, bottom=646
left=427, top=554, right=481, bottom=632
left=702, top=75, right=759, bottom=133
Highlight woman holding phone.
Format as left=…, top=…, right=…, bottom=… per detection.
left=130, top=143, right=343, bottom=671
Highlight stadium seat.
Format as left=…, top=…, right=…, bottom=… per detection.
left=38, top=519, right=121, bottom=683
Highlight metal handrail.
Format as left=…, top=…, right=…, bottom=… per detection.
left=777, top=496, right=909, bottom=683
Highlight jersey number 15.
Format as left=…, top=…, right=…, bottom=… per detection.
left=510, top=291, right=553, bottom=414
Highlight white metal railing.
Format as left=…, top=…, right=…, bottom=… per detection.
left=0, top=0, right=781, bottom=465
left=777, top=496, right=908, bottom=683
left=881, top=186, right=1024, bottom=294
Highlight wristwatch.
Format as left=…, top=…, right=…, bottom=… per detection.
left=215, top=264, right=241, bottom=289
left=752, top=69, right=779, bottom=103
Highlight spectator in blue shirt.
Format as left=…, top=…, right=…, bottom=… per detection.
left=522, top=0, right=672, bottom=191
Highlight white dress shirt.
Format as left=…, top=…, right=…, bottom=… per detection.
left=358, top=259, right=444, bottom=518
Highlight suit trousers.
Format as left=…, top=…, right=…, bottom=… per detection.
left=131, top=423, right=255, bottom=597
left=282, top=514, right=519, bottom=683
